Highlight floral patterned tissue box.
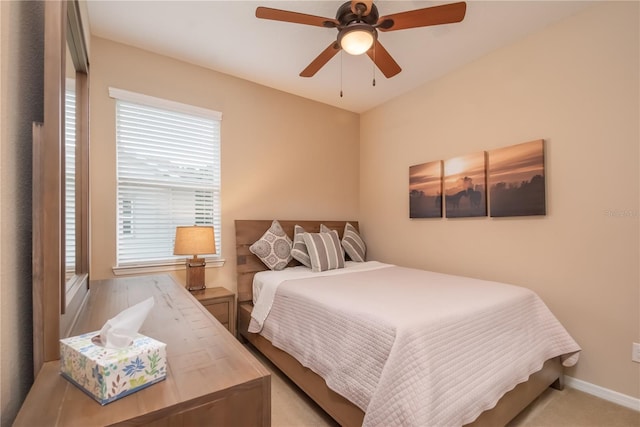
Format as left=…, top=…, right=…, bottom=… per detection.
left=60, top=331, right=167, bottom=405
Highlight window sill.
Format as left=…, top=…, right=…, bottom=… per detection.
left=112, top=258, right=225, bottom=276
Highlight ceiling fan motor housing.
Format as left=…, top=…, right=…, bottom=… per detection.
left=336, top=1, right=378, bottom=26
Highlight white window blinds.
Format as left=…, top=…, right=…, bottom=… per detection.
left=111, top=88, right=222, bottom=267
left=65, top=83, right=76, bottom=275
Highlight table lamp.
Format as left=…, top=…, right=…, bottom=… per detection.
left=173, top=225, right=216, bottom=291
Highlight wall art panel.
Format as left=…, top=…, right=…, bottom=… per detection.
left=409, top=160, right=443, bottom=218
left=488, top=139, right=546, bottom=217
left=444, top=151, right=487, bottom=218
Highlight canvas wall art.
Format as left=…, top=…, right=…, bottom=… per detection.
left=409, top=160, right=443, bottom=218
left=488, top=139, right=546, bottom=217
left=444, top=151, right=487, bottom=218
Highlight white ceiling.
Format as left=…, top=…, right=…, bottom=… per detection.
left=85, top=1, right=594, bottom=113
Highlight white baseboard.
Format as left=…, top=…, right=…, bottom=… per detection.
left=565, top=376, right=640, bottom=412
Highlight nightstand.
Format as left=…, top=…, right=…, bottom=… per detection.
left=192, top=287, right=236, bottom=336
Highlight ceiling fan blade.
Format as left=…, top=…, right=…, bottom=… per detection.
left=366, top=40, right=402, bottom=78
left=300, top=42, right=341, bottom=77
left=256, top=7, right=339, bottom=28
left=377, top=2, right=466, bottom=32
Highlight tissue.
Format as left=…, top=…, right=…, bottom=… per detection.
left=98, top=297, right=154, bottom=349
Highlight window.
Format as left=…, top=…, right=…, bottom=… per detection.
left=110, top=88, right=222, bottom=273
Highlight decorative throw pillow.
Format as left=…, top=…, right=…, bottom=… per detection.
left=290, top=225, right=311, bottom=268
left=342, top=222, right=366, bottom=262
left=249, top=220, right=292, bottom=270
left=302, top=229, right=345, bottom=272
left=320, top=223, right=345, bottom=256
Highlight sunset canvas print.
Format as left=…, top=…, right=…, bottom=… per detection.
left=409, top=160, right=443, bottom=218
left=488, top=139, right=546, bottom=217
left=444, top=151, right=487, bottom=218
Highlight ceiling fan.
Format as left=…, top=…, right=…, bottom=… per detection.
left=255, top=1, right=467, bottom=79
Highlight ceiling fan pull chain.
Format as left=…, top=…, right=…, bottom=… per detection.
left=340, top=50, right=344, bottom=97
left=372, top=44, right=376, bottom=87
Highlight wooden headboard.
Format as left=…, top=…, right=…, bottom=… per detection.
left=234, top=220, right=358, bottom=304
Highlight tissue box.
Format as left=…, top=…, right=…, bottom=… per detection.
left=60, top=331, right=167, bottom=405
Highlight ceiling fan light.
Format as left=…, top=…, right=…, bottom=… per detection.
left=339, top=25, right=376, bottom=55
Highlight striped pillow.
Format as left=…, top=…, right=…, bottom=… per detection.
left=342, top=222, right=366, bottom=262
left=320, top=224, right=346, bottom=257
left=291, top=225, right=311, bottom=268
left=249, top=220, right=292, bottom=270
left=302, top=230, right=345, bottom=272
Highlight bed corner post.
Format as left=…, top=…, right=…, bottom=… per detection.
left=551, top=373, right=565, bottom=391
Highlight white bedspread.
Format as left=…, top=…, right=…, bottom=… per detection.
left=250, top=262, right=581, bottom=427
left=249, top=261, right=392, bottom=332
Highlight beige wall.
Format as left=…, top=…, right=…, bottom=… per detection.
left=89, top=37, right=360, bottom=292
left=361, top=2, right=639, bottom=398
left=0, top=1, right=43, bottom=425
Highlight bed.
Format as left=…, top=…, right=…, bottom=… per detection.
left=235, top=220, right=580, bottom=427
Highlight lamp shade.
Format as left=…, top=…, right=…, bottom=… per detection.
left=173, top=226, right=216, bottom=256
left=339, top=24, right=376, bottom=55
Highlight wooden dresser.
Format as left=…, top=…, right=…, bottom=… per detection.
left=14, top=274, right=270, bottom=426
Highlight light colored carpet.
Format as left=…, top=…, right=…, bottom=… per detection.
left=507, top=387, right=639, bottom=427
left=246, top=345, right=639, bottom=427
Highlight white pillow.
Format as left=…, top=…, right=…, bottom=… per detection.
left=302, top=230, right=345, bottom=272
left=342, top=222, right=366, bottom=262
left=249, top=220, right=292, bottom=270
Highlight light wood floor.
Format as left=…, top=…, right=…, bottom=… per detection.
left=246, top=345, right=639, bottom=427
